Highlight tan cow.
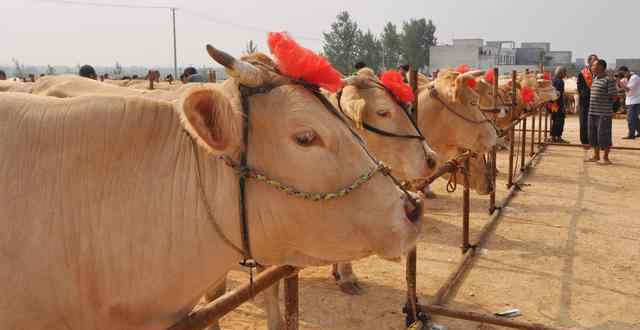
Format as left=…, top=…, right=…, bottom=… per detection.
left=325, top=67, right=437, bottom=293
left=0, top=80, right=33, bottom=93
left=0, top=47, right=423, bottom=330
left=32, top=74, right=209, bottom=102
left=203, top=67, right=436, bottom=330
left=416, top=70, right=499, bottom=195
left=478, top=73, right=559, bottom=131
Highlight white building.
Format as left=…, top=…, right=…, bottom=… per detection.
left=429, top=39, right=572, bottom=73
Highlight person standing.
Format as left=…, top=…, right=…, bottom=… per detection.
left=0, top=70, right=7, bottom=80
left=617, top=66, right=640, bottom=139
left=551, top=66, right=569, bottom=143
left=577, top=54, right=599, bottom=146
left=587, top=59, right=618, bottom=165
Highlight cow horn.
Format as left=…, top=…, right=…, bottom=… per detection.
left=460, top=70, right=486, bottom=79
left=206, top=44, right=264, bottom=86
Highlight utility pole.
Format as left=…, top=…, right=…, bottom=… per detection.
left=171, top=7, right=178, bottom=79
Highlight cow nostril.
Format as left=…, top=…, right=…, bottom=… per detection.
left=427, top=157, right=437, bottom=169
left=403, top=195, right=423, bottom=223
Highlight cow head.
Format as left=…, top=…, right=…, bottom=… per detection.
left=337, top=68, right=438, bottom=182
left=177, top=44, right=422, bottom=266
left=417, top=69, right=498, bottom=155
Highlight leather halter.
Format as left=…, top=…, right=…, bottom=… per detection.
left=336, top=80, right=426, bottom=141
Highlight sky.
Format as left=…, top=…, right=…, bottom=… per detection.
left=2, top=0, right=638, bottom=68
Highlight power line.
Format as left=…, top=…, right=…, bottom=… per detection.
left=177, top=9, right=323, bottom=43
left=39, top=0, right=176, bottom=9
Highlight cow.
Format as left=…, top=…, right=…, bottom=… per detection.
left=201, top=66, right=437, bottom=330
left=0, top=80, right=34, bottom=93
left=0, top=45, right=424, bottom=330
left=31, top=74, right=200, bottom=102
left=416, top=70, right=499, bottom=196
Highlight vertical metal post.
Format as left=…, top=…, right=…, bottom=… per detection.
left=171, top=8, right=178, bottom=80
left=462, top=158, right=471, bottom=252
left=538, top=105, right=543, bottom=144
left=409, top=68, right=419, bottom=123
left=530, top=108, right=536, bottom=156
left=405, top=248, right=418, bottom=325
left=489, top=67, right=499, bottom=213
left=520, top=116, right=527, bottom=171
left=284, top=274, right=299, bottom=330
left=507, top=71, right=517, bottom=188
left=406, top=68, right=420, bottom=326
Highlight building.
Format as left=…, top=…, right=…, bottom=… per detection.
left=429, top=39, right=572, bottom=73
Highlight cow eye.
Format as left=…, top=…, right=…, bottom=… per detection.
left=293, top=131, right=316, bottom=147
left=376, top=109, right=391, bottom=117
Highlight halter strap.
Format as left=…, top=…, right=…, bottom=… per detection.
left=336, top=82, right=426, bottom=141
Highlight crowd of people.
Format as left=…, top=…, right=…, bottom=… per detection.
left=548, top=54, right=640, bottom=165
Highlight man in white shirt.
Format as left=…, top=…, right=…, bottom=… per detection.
left=618, top=66, right=640, bottom=139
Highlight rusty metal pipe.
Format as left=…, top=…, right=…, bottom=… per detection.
left=538, top=107, right=543, bottom=144
left=418, top=304, right=580, bottom=330
left=284, top=274, right=299, bottom=330
left=520, top=116, right=527, bottom=171
left=489, top=147, right=497, bottom=214
left=462, top=158, right=471, bottom=253
left=542, top=142, right=640, bottom=151
left=431, top=149, right=543, bottom=306
left=530, top=110, right=536, bottom=156
left=167, top=266, right=297, bottom=330
left=405, top=247, right=418, bottom=324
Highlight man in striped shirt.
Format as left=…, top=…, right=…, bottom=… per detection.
left=587, top=59, right=618, bottom=165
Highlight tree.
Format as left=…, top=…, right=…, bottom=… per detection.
left=245, top=40, right=258, bottom=55
left=322, top=11, right=361, bottom=74
left=380, top=22, right=402, bottom=70
left=355, top=30, right=383, bottom=72
left=400, top=18, right=437, bottom=71
left=46, top=65, right=56, bottom=75
left=113, top=61, right=123, bottom=77
left=12, top=58, right=25, bottom=78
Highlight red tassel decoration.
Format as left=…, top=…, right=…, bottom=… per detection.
left=543, top=71, right=552, bottom=81
left=456, top=64, right=471, bottom=74
left=267, top=32, right=342, bottom=92
left=521, top=86, right=535, bottom=104
left=380, top=70, right=414, bottom=103
left=484, top=70, right=495, bottom=84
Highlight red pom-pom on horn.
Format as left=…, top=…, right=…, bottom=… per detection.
left=456, top=64, right=471, bottom=74
left=380, top=70, right=415, bottom=103
left=543, top=71, right=552, bottom=81
left=484, top=70, right=495, bottom=84
left=267, top=32, right=342, bottom=92
left=466, top=78, right=477, bottom=89
left=521, top=86, right=535, bottom=104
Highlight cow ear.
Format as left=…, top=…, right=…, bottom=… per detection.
left=178, top=86, right=242, bottom=154
left=341, top=88, right=367, bottom=129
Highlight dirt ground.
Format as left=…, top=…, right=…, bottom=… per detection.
left=220, top=115, right=640, bottom=330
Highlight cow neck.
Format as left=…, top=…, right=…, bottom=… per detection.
left=426, top=85, right=501, bottom=137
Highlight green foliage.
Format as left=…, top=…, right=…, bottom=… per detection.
left=381, top=22, right=402, bottom=70
left=245, top=40, right=258, bottom=55
left=400, top=18, right=437, bottom=70
left=322, top=11, right=437, bottom=74
left=322, top=11, right=361, bottom=74
left=356, top=30, right=383, bottom=72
